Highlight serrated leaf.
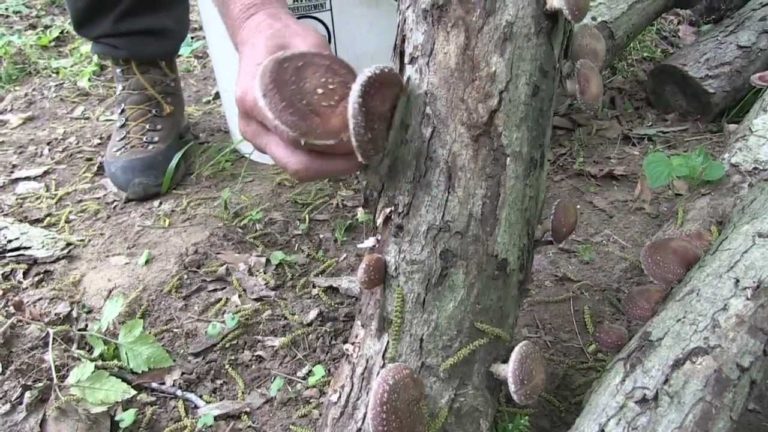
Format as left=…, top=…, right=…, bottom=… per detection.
left=206, top=322, right=223, bottom=338
left=100, top=295, right=125, bottom=331
left=115, top=408, right=138, bottom=428
left=224, top=313, right=239, bottom=329
left=643, top=152, right=674, bottom=189
left=670, top=155, right=693, bottom=178
left=118, top=319, right=174, bottom=373
left=69, top=370, right=137, bottom=406
left=197, top=414, right=215, bottom=428
left=307, top=364, right=326, bottom=387
left=701, top=161, right=726, bottom=181
left=65, top=360, right=95, bottom=385
left=269, top=376, right=285, bottom=397
left=87, top=334, right=105, bottom=358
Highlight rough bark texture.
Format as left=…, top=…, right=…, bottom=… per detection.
left=646, top=0, right=768, bottom=121
left=724, top=89, right=768, bottom=174
left=568, top=91, right=768, bottom=432
left=318, top=2, right=563, bottom=431
left=578, top=0, right=677, bottom=68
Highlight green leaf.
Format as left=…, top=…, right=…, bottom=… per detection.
left=269, top=251, right=287, bottom=266
left=65, top=361, right=95, bottom=385
left=206, top=322, right=223, bottom=338
left=68, top=370, right=137, bottom=406
left=115, top=408, right=138, bottom=429
left=307, top=364, right=326, bottom=387
left=137, top=250, right=152, bottom=266
left=196, top=414, right=215, bottom=428
left=269, top=376, right=285, bottom=397
left=670, top=155, right=694, bottom=178
left=701, top=161, right=726, bottom=182
left=100, top=295, right=125, bottom=331
left=643, top=152, right=674, bottom=189
left=86, top=334, right=105, bottom=358
left=118, top=319, right=174, bottom=373
left=224, top=313, right=239, bottom=329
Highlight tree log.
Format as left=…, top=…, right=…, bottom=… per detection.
left=568, top=92, right=768, bottom=432
left=576, top=0, right=678, bottom=68
left=646, top=0, right=768, bottom=121
left=318, top=2, right=564, bottom=431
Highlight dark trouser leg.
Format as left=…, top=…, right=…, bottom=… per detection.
left=63, top=0, right=190, bottom=61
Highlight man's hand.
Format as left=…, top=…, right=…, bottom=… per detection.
left=217, top=4, right=363, bottom=182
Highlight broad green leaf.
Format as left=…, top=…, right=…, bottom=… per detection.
left=269, top=251, right=287, bottom=266
left=118, top=319, right=174, bottom=373
left=68, top=370, right=136, bottom=406
left=224, top=313, right=239, bottom=329
left=670, top=155, right=694, bottom=178
left=643, top=152, right=674, bottom=189
left=115, top=408, right=138, bottom=429
left=701, top=161, right=726, bottom=182
left=269, top=376, right=285, bottom=397
left=307, top=364, right=326, bottom=387
left=100, top=295, right=125, bottom=331
left=65, top=361, right=95, bottom=385
left=197, top=414, right=215, bottom=428
left=87, top=334, right=105, bottom=358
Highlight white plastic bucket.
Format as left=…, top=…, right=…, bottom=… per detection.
left=196, top=0, right=399, bottom=164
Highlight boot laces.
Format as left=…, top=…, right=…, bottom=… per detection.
left=113, top=60, right=177, bottom=150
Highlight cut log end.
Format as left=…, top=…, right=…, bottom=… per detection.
left=646, top=64, right=714, bottom=118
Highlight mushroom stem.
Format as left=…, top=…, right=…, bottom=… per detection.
left=490, top=362, right=507, bottom=381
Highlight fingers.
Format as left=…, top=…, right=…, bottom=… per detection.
left=239, top=113, right=362, bottom=182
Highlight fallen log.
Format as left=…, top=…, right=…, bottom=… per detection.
left=572, top=0, right=678, bottom=69
left=646, top=0, right=768, bottom=121
left=317, top=2, right=564, bottom=431
left=568, top=91, right=768, bottom=432
left=676, top=0, right=751, bottom=24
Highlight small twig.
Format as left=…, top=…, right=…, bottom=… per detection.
left=532, top=313, right=552, bottom=349
left=142, top=382, right=207, bottom=408
left=0, top=316, right=17, bottom=335
left=48, top=329, right=64, bottom=399
left=570, top=296, right=591, bottom=362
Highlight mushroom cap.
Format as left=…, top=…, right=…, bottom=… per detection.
left=348, top=65, right=405, bottom=164
left=623, top=284, right=668, bottom=322
left=506, top=341, right=546, bottom=406
left=574, top=59, right=603, bottom=107
left=545, top=0, right=590, bottom=23
left=570, top=24, right=607, bottom=70
left=640, top=237, right=702, bottom=288
left=550, top=199, right=578, bottom=244
left=593, top=323, right=629, bottom=353
left=750, top=70, right=768, bottom=88
left=357, top=253, right=386, bottom=290
left=255, top=50, right=357, bottom=150
left=367, top=363, right=427, bottom=432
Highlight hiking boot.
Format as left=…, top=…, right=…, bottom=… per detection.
left=104, top=58, right=193, bottom=201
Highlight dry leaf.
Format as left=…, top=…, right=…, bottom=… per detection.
left=633, top=176, right=653, bottom=212
left=0, top=112, right=34, bottom=129
left=585, top=165, right=631, bottom=178
left=672, top=179, right=690, bottom=195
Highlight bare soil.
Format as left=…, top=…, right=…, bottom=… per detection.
left=0, top=3, right=741, bottom=432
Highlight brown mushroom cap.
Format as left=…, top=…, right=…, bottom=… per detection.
left=623, top=284, right=668, bottom=322
left=750, top=71, right=768, bottom=88
left=545, top=0, right=590, bottom=23
left=550, top=199, right=578, bottom=244
left=506, top=341, right=546, bottom=406
left=593, top=323, right=629, bottom=353
left=255, top=50, right=356, bottom=149
left=640, top=237, right=702, bottom=288
left=570, top=24, right=607, bottom=70
left=367, top=363, right=427, bottom=432
left=348, top=65, right=405, bottom=164
left=357, top=253, right=386, bottom=290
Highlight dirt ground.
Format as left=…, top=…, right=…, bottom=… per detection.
left=0, top=3, right=749, bottom=432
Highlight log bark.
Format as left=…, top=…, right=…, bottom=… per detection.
left=318, top=2, right=564, bottom=431
left=645, top=0, right=768, bottom=121
left=577, top=0, right=678, bottom=68
left=568, top=92, right=768, bottom=432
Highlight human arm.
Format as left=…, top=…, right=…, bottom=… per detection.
left=212, top=0, right=363, bottom=181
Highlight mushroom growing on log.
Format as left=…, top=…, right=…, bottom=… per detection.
left=367, top=363, right=427, bottom=432
left=489, top=340, right=547, bottom=406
